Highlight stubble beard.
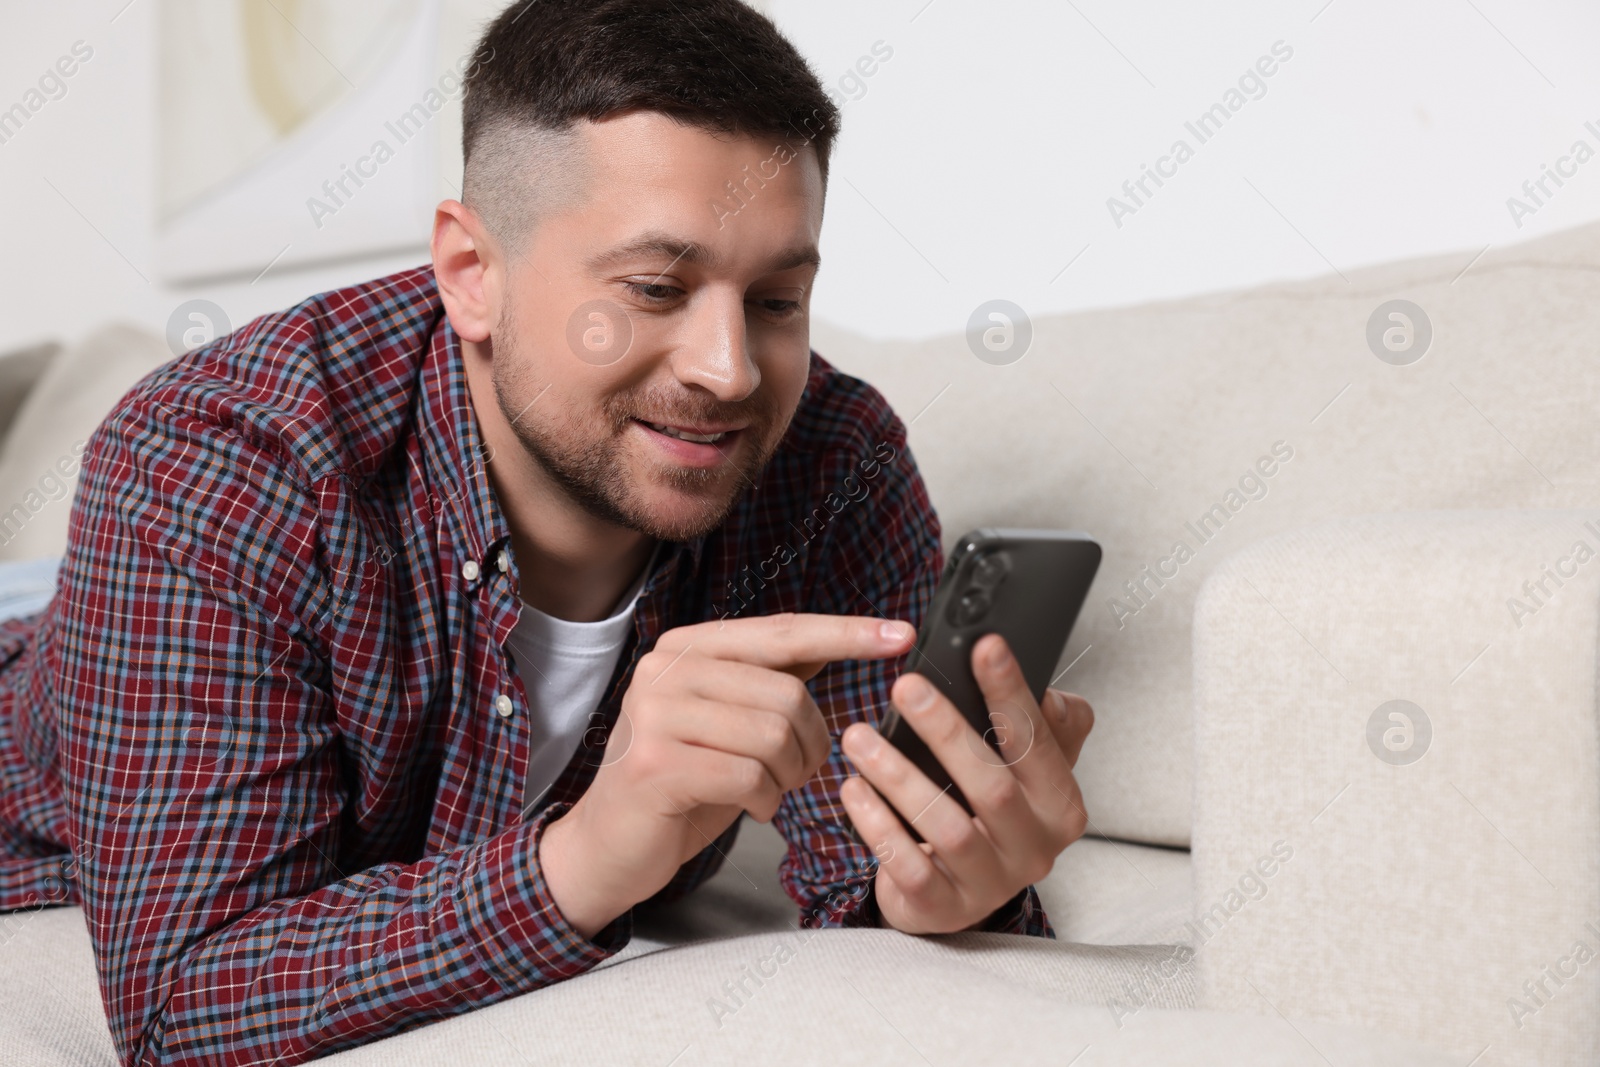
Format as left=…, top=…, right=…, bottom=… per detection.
left=490, top=307, right=785, bottom=543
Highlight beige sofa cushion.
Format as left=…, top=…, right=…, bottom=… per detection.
left=632, top=817, right=1195, bottom=956
left=1039, top=835, right=1193, bottom=948
left=1192, top=511, right=1600, bottom=1067
left=0, top=324, right=170, bottom=563
left=815, top=220, right=1600, bottom=846
left=0, top=814, right=1199, bottom=1066
left=3, top=897, right=1449, bottom=1067
left=0, top=341, right=58, bottom=443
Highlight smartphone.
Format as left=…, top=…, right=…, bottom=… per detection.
left=879, top=528, right=1101, bottom=816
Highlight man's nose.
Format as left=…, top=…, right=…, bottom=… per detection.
left=668, top=290, right=761, bottom=401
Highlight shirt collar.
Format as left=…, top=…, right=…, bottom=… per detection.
left=416, top=310, right=507, bottom=574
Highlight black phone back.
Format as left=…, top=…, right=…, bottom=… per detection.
left=880, top=528, right=1101, bottom=811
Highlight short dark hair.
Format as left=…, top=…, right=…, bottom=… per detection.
left=461, top=0, right=841, bottom=246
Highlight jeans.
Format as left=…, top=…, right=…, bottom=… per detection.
left=0, top=557, right=62, bottom=623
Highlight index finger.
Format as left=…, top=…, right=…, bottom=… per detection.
left=661, top=612, right=916, bottom=679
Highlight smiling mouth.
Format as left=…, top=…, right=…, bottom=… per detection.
left=641, top=420, right=732, bottom=444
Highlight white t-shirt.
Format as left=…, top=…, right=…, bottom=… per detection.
left=506, top=545, right=658, bottom=813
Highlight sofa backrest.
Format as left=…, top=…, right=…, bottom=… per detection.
left=814, top=220, right=1600, bottom=847
left=0, top=325, right=171, bottom=565
left=0, top=342, right=59, bottom=446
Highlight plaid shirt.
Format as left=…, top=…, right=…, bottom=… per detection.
left=0, top=266, right=1050, bottom=1065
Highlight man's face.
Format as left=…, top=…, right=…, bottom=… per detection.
left=487, top=111, right=824, bottom=543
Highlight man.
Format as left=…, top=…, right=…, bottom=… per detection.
left=0, top=1, right=1093, bottom=1063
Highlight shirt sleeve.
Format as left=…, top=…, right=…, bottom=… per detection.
left=771, top=414, right=1053, bottom=939
left=52, top=409, right=627, bottom=1067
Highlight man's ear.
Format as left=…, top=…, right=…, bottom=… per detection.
left=431, top=199, right=500, bottom=344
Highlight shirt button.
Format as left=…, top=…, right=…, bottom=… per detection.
left=462, top=559, right=481, bottom=582
left=496, top=549, right=510, bottom=573
left=493, top=693, right=514, bottom=718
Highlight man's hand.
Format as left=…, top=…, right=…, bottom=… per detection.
left=541, top=613, right=916, bottom=938
left=838, top=632, right=1094, bottom=935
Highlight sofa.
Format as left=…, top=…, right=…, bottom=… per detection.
left=3, top=217, right=1598, bottom=1064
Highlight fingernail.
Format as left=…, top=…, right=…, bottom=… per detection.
left=880, top=620, right=913, bottom=643
left=900, top=674, right=935, bottom=712
left=987, top=638, right=1012, bottom=669
left=1047, top=690, right=1067, bottom=719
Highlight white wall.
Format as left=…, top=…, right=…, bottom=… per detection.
left=781, top=0, right=1600, bottom=337
left=0, top=1, right=433, bottom=357
left=4, top=0, right=1600, bottom=356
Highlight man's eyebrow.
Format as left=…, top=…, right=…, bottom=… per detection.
left=584, top=232, right=821, bottom=276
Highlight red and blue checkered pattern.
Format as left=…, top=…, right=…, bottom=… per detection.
left=0, top=266, right=1050, bottom=1065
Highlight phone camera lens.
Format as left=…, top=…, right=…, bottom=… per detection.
left=950, top=588, right=991, bottom=626
left=969, top=550, right=1011, bottom=589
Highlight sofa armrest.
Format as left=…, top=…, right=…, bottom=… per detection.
left=1191, top=511, right=1600, bottom=1067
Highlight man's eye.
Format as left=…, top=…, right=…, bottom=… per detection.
left=624, top=282, right=680, bottom=303
left=754, top=298, right=802, bottom=320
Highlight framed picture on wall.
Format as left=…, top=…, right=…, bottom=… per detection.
left=157, top=0, right=500, bottom=283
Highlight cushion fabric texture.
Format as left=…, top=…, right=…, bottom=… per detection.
left=0, top=340, right=57, bottom=443
left=0, top=325, right=169, bottom=563
left=1193, top=510, right=1600, bottom=1067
